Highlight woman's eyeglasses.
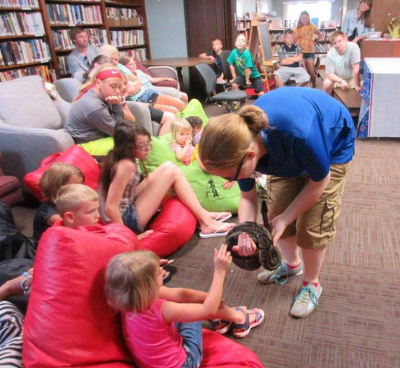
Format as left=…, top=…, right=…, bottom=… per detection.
left=222, top=154, right=246, bottom=181
left=134, top=141, right=152, bottom=151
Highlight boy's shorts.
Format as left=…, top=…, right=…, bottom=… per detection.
left=233, top=75, right=264, bottom=93
left=267, top=162, right=352, bottom=249
left=274, top=66, right=310, bottom=84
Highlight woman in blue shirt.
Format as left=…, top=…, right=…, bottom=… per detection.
left=198, top=88, right=355, bottom=318
left=342, top=0, right=373, bottom=44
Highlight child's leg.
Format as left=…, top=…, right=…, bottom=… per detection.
left=179, top=92, right=188, bottom=105
left=159, top=111, right=175, bottom=136
left=135, top=162, right=234, bottom=234
left=153, top=103, right=179, bottom=115
left=176, top=321, right=203, bottom=368
left=304, top=58, right=316, bottom=88
left=156, top=95, right=185, bottom=112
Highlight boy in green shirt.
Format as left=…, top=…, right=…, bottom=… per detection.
left=227, top=34, right=264, bottom=97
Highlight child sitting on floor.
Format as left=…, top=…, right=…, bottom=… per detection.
left=170, top=118, right=195, bottom=166
left=105, top=247, right=264, bottom=368
left=186, top=116, right=203, bottom=146
left=32, top=163, right=84, bottom=245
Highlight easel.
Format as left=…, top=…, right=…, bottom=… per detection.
left=248, top=13, right=278, bottom=91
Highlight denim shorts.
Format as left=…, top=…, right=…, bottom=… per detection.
left=121, top=203, right=143, bottom=233
left=177, top=321, right=203, bottom=368
left=136, top=89, right=159, bottom=103
left=303, top=52, right=315, bottom=60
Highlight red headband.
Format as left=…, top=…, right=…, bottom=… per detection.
left=96, top=69, right=122, bottom=81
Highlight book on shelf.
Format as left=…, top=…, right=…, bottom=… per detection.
left=110, top=29, right=144, bottom=47
left=52, top=28, right=107, bottom=50
left=0, top=0, right=39, bottom=8
left=0, top=64, right=50, bottom=82
left=0, top=39, right=50, bottom=65
left=46, top=4, right=102, bottom=25
left=125, top=47, right=147, bottom=62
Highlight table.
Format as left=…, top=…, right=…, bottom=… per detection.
left=358, top=58, right=400, bottom=138
left=142, top=57, right=214, bottom=91
left=333, top=89, right=362, bottom=117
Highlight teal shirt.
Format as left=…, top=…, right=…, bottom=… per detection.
left=227, top=48, right=260, bottom=79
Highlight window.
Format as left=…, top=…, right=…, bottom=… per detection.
left=283, top=1, right=334, bottom=28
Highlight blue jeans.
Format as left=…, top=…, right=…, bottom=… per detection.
left=121, top=203, right=143, bottom=233
left=176, top=321, right=203, bottom=368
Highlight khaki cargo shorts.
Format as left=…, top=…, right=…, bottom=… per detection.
left=266, top=162, right=352, bottom=249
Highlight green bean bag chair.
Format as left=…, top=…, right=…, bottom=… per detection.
left=145, top=135, right=240, bottom=213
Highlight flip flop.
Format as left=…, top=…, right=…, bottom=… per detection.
left=214, top=212, right=233, bottom=222
left=199, top=223, right=231, bottom=239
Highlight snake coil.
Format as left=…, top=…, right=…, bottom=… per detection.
left=225, top=221, right=281, bottom=271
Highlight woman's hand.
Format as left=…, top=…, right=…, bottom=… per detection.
left=137, top=229, right=154, bottom=240
left=232, top=232, right=257, bottom=256
left=269, top=214, right=289, bottom=246
left=223, top=180, right=235, bottom=190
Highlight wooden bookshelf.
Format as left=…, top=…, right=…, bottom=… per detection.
left=1, top=0, right=150, bottom=80
left=0, top=0, right=52, bottom=81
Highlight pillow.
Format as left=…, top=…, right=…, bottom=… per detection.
left=23, top=145, right=101, bottom=202
left=23, top=222, right=140, bottom=368
left=0, top=75, right=62, bottom=129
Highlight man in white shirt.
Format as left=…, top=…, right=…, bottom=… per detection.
left=323, top=31, right=361, bottom=95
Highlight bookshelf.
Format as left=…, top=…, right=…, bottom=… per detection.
left=0, top=0, right=52, bottom=81
left=0, top=0, right=150, bottom=80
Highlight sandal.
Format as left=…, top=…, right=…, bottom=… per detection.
left=20, top=271, right=32, bottom=296
left=232, top=307, right=264, bottom=338
left=210, top=319, right=232, bottom=335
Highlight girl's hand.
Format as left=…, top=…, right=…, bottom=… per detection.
left=185, top=139, right=192, bottom=147
left=105, top=95, right=122, bottom=104
left=232, top=233, right=257, bottom=256
left=214, top=244, right=232, bottom=272
left=137, top=229, right=154, bottom=240
left=223, top=180, right=235, bottom=190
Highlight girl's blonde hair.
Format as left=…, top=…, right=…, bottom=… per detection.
left=199, top=105, right=269, bottom=170
left=297, top=11, right=310, bottom=28
left=55, top=183, right=99, bottom=217
left=105, top=250, right=160, bottom=313
left=98, top=44, right=119, bottom=59
left=170, top=118, right=192, bottom=144
left=39, top=163, right=84, bottom=203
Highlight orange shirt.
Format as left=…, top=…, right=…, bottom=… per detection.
left=294, top=24, right=318, bottom=53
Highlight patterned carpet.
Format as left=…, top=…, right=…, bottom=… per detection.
left=165, top=137, right=400, bottom=368
left=11, top=92, right=400, bottom=367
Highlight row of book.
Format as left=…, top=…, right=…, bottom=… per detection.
left=0, top=64, right=50, bottom=82
left=124, top=48, right=147, bottom=62
left=58, top=55, right=70, bottom=75
left=0, top=12, right=45, bottom=37
left=0, top=39, right=50, bottom=66
left=270, top=32, right=285, bottom=42
left=0, top=0, right=39, bottom=8
left=315, top=43, right=332, bottom=53
left=320, top=30, right=335, bottom=41
left=106, top=7, right=139, bottom=20
left=46, top=4, right=102, bottom=25
left=110, top=30, right=144, bottom=47
left=52, top=28, right=107, bottom=50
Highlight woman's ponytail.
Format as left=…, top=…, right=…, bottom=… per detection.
left=238, top=105, right=269, bottom=135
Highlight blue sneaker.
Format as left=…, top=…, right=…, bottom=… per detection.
left=257, top=260, right=304, bottom=285
left=290, top=284, right=323, bottom=318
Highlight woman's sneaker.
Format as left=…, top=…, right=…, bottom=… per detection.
left=290, top=284, right=323, bottom=318
left=257, top=260, right=304, bottom=285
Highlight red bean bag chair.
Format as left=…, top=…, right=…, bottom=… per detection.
left=140, top=196, right=197, bottom=257
left=23, top=145, right=100, bottom=202
left=23, top=221, right=264, bottom=368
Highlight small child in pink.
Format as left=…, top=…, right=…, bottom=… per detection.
left=170, top=118, right=194, bottom=165
left=105, top=246, right=264, bottom=368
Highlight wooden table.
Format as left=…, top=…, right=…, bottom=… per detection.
left=142, top=57, right=214, bottom=91
left=333, top=89, right=362, bottom=117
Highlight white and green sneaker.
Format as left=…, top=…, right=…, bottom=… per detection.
left=257, top=260, right=304, bottom=285
left=290, top=284, right=322, bottom=318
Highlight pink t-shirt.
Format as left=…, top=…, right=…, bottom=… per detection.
left=122, top=299, right=186, bottom=368
left=171, top=142, right=194, bottom=166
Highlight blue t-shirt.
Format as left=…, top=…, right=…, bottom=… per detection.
left=227, top=48, right=261, bottom=79
left=238, top=88, right=355, bottom=192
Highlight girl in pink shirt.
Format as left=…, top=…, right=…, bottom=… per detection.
left=105, top=247, right=264, bottom=368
